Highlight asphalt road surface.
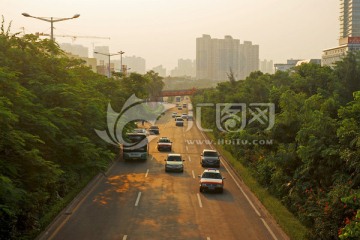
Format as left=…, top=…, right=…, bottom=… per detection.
left=44, top=100, right=289, bottom=240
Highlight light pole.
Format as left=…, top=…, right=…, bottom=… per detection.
left=94, top=51, right=119, bottom=78
left=22, top=13, right=80, bottom=41
left=118, top=51, right=125, bottom=73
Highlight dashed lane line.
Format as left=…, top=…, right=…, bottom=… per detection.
left=197, top=193, right=203, bottom=208
left=135, top=192, right=142, bottom=207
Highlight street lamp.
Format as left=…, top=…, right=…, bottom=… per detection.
left=22, top=13, right=80, bottom=41
left=94, top=51, right=120, bottom=78
left=118, top=51, right=125, bottom=73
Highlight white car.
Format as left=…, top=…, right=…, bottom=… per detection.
left=199, top=169, right=225, bottom=193
left=181, top=113, right=188, bottom=120
left=165, top=153, right=184, bottom=172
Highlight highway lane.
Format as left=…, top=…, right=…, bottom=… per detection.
left=49, top=100, right=289, bottom=240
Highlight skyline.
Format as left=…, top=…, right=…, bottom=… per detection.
left=3, top=0, right=339, bottom=70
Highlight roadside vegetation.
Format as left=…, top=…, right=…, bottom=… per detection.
left=0, top=19, right=163, bottom=239
left=192, top=52, right=360, bottom=239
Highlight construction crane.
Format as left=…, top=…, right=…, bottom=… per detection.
left=35, top=32, right=110, bottom=42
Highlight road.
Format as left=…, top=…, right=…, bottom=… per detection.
left=45, top=100, right=289, bottom=240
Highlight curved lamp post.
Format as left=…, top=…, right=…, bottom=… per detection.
left=22, top=13, right=80, bottom=41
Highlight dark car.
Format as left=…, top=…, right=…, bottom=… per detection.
left=148, top=125, right=160, bottom=135
left=199, top=169, right=225, bottom=193
left=157, top=137, right=172, bottom=151
left=200, top=149, right=220, bottom=167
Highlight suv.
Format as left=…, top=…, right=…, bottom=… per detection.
left=164, top=154, right=184, bottom=172
left=199, top=169, right=225, bottom=193
left=148, top=125, right=159, bottom=135
left=157, top=137, right=172, bottom=151
left=200, top=149, right=220, bottom=167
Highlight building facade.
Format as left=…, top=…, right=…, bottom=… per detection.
left=152, top=65, right=166, bottom=77
left=196, top=34, right=259, bottom=81
left=322, top=0, right=360, bottom=66
left=259, top=59, right=274, bottom=74
left=170, top=59, right=196, bottom=77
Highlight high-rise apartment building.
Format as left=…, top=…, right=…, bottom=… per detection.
left=59, top=43, right=89, bottom=58
left=152, top=65, right=166, bottom=77
left=196, top=35, right=259, bottom=81
left=170, top=59, right=196, bottom=77
left=112, top=56, right=146, bottom=74
left=260, top=59, right=274, bottom=74
left=322, top=0, right=360, bottom=66
left=340, top=0, right=360, bottom=38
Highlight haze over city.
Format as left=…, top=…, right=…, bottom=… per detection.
left=3, top=0, right=338, bottom=71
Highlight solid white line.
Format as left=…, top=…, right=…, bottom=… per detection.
left=192, top=170, right=195, bottom=179
left=145, top=169, right=149, bottom=178
left=261, top=218, right=278, bottom=240
left=222, top=161, right=261, bottom=217
left=135, top=192, right=142, bottom=207
left=188, top=156, right=191, bottom=162
left=197, top=193, right=203, bottom=208
left=186, top=145, right=189, bottom=151
left=123, top=235, right=128, bottom=240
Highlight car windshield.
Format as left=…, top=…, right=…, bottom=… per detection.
left=150, top=126, right=159, bottom=129
left=203, top=151, right=218, bottom=157
left=202, top=172, right=222, bottom=179
left=159, top=138, right=170, bottom=143
left=167, top=155, right=182, bottom=161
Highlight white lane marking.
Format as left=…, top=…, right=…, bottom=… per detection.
left=135, top=192, right=142, bottom=206
left=192, top=170, right=195, bottom=179
left=207, top=237, right=211, bottom=240
left=123, top=235, right=128, bottom=240
left=261, top=218, right=278, bottom=240
left=145, top=169, right=149, bottom=178
left=186, top=145, right=189, bottom=151
left=188, top=156, right=191, bottom=162
left=199, top=127, right=261, bottom=217
left=223, top=162, right=261, bottom=217
left=197, top=193, right=203, bottom=208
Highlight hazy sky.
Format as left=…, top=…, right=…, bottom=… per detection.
left=3, top=0, right=339, bottom=71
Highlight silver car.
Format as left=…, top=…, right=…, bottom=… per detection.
left=165, top=154, right=184, bottom=172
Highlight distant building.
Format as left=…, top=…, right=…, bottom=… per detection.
left=322, top=0, right=360, bottom=66
left=259, top=59, right=274, bottom=74
left=196, top=34, right=259, bottom=81
left=239, top=41, right=259, bottom=80
left=64, top=52, right=97, bottom=73
left=170, top=59, right=195, bottom=77
left=94, top=46, right=109, bottom=65
left=152, top=65, right=166, bottom=77
left=112, top=55, right=146, bottom=74
left=59, top=43, right=88, bottom=58
left=274, top=59, right=302, bottom=72
left=296, top=59, right=321, bottom=66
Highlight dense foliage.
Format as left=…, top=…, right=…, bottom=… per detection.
left=193, top=53, right=360, bottom=239
left=0, top=19, right=163, bottom=239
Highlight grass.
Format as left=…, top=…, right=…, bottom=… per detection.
left=208, top=133, right=309, bottom=240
